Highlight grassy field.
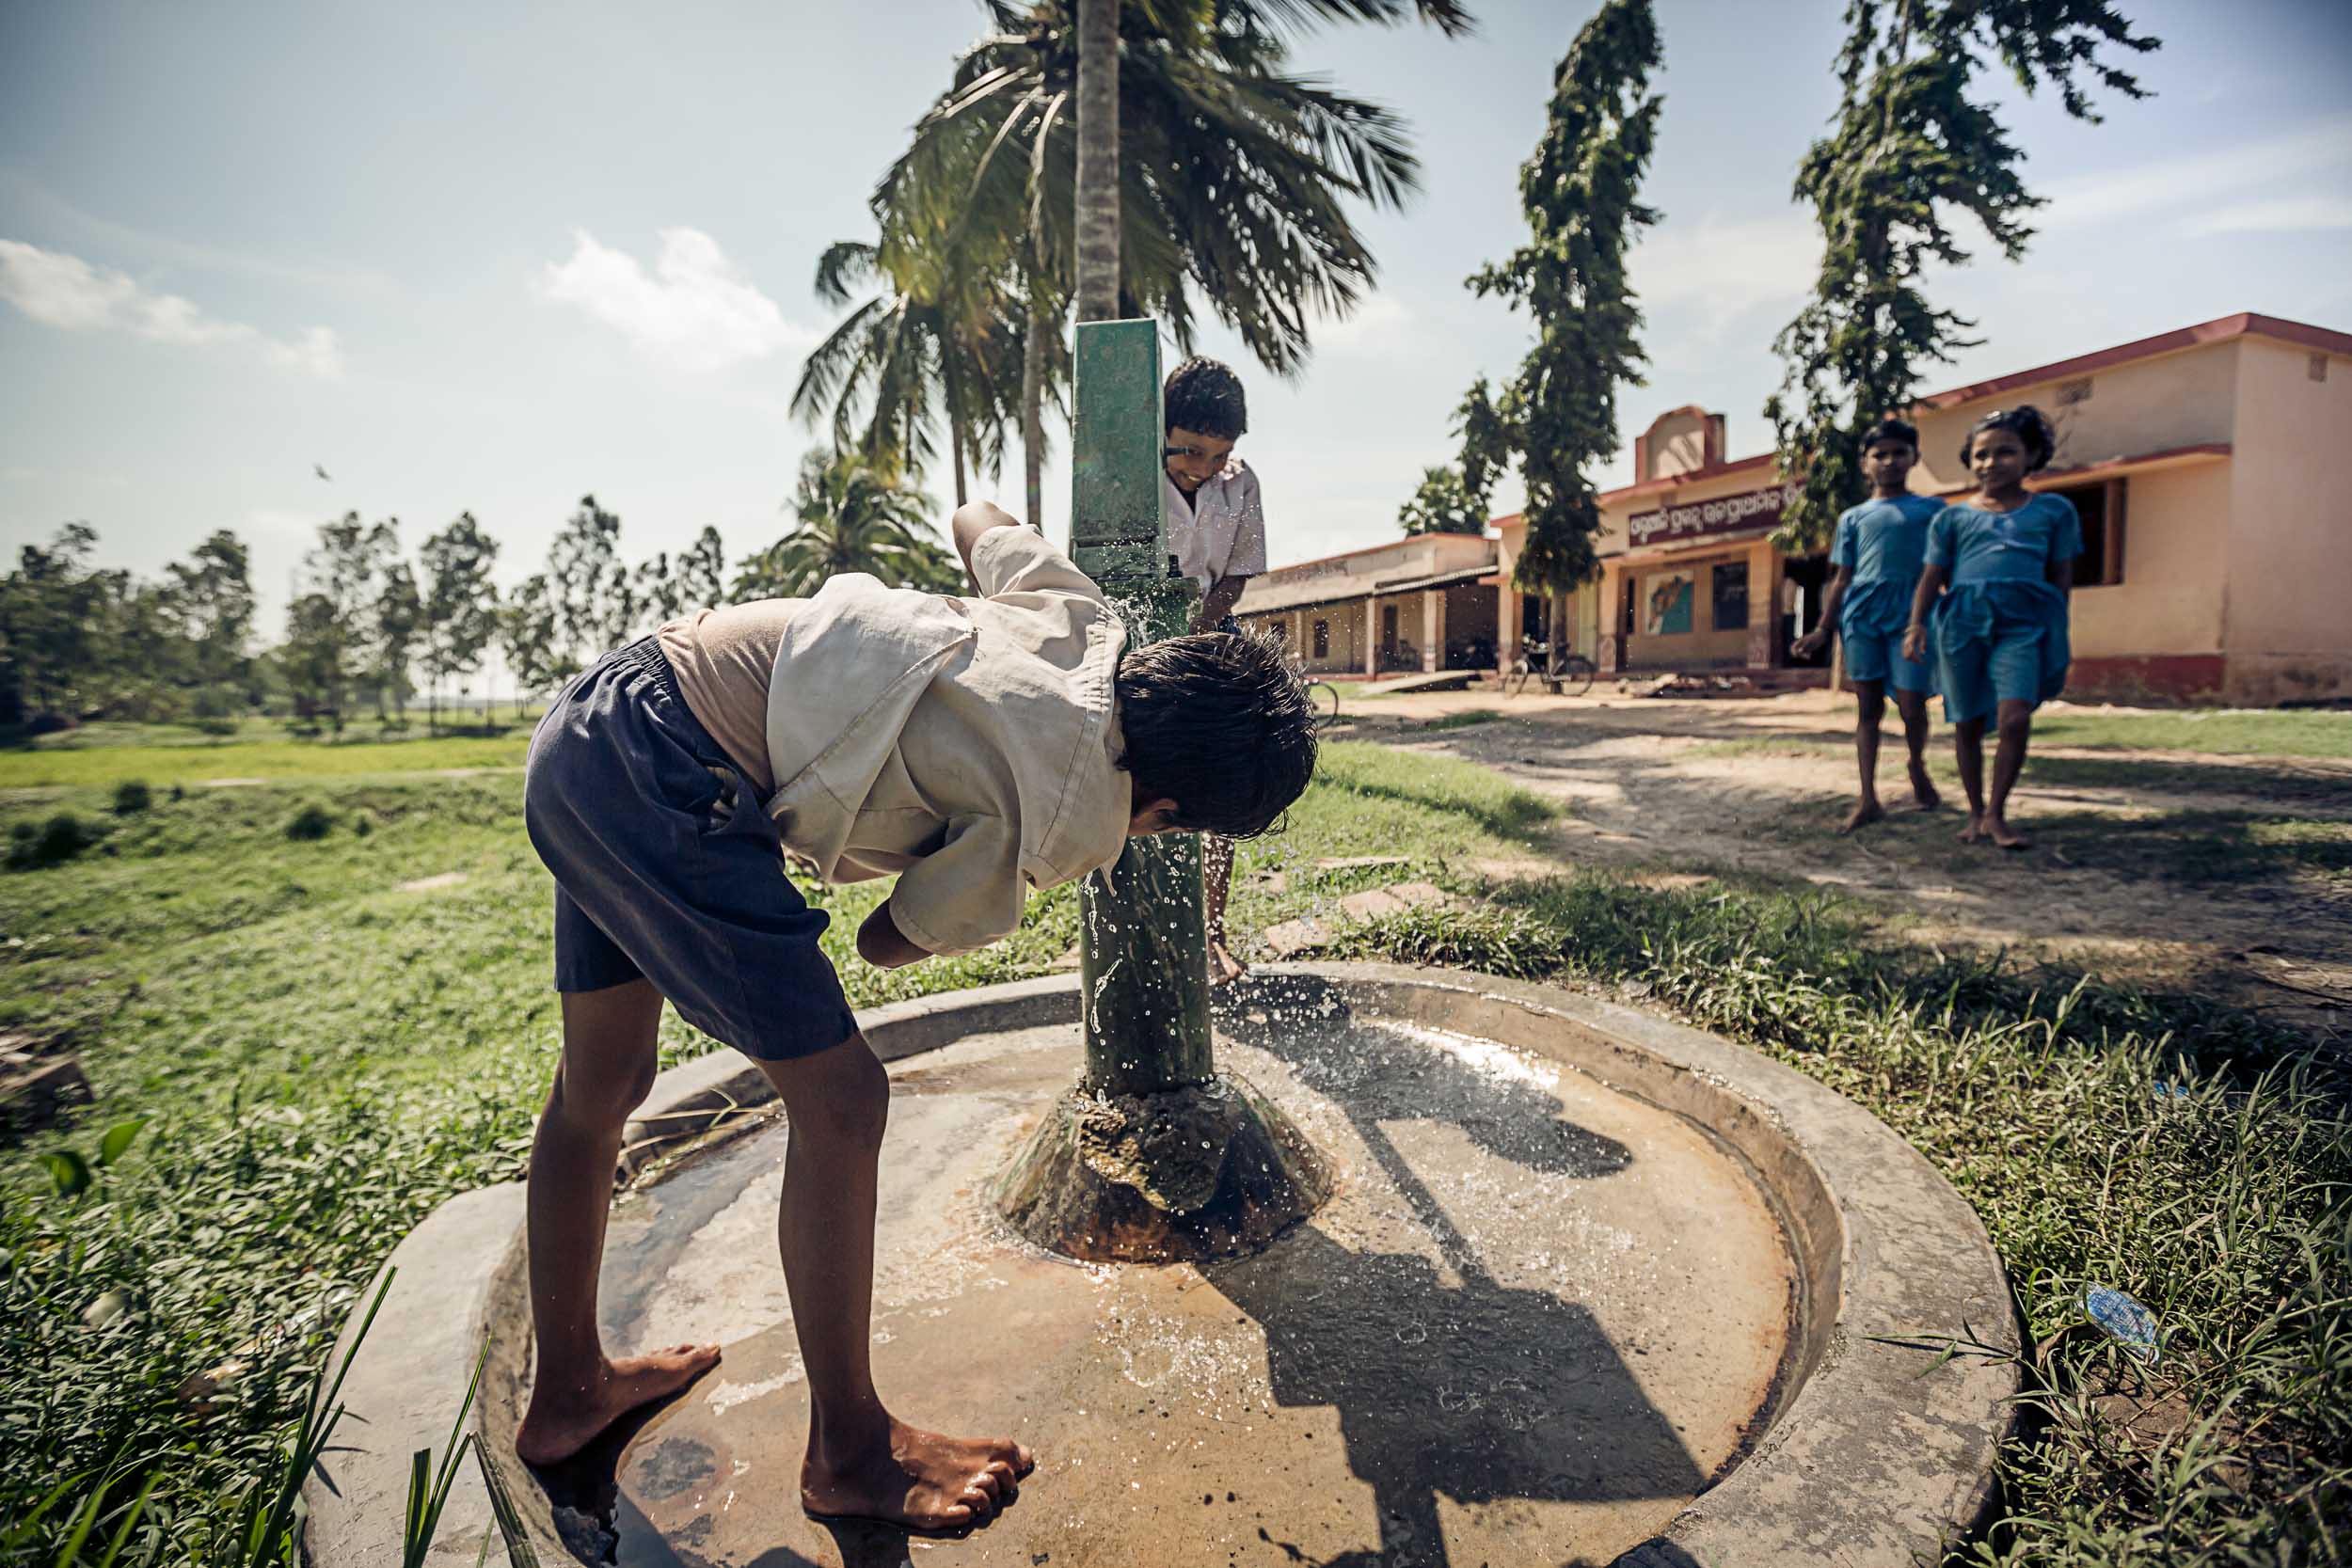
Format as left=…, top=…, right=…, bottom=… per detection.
left=1, top=724, right=2344, bottom=1564
left=2029, top=705, right=2352, bottom=758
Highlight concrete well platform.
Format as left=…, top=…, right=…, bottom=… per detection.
left=306, top=966, right=2018, bottom=1568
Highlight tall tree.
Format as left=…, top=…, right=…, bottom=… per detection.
left=865, top=0, right=1469, bottom=524
left=793, top=236, right=1025, bottom=508
left=1458, top=0, right=1661, bottom=596
left=162, top=530, right=256, bottom=695
left=0, top=524, right=107, bottom=725
left=1397, top=465, right=1486, bottom=535
left=548, top=495, right=623, bottom=668
left=632, top=551, right=684, bottom=630
left=732, top=450, right=955, bottom=599
left=677, top=527, right=727, bottom=610
left=420, top=513, right=501, bottom=733
left=373, top=561, right=421, bottom=721
left=498, top=573, right=562, bottom=719
left=1767, top=0, right=2156, bottom=548
left=292, top=512, right=396, bottom=730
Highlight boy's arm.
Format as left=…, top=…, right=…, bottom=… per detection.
left=1191, top=573, right=1249, bottom=634
left=1793, top=566, right=1851, bottom=657
left=857, top=899, right=931, bottom=969
left=1901, top=563, right=1947, bottom=663
left=952, top=500, right=1025, bottom=588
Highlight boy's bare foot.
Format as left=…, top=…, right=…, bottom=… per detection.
left=1207, top=937, right=1249, bottom=988
left=803, top=1418, right=1034, bottom=1533
left=1908, top=762, right=1941, bottom=811
left=1956, top=814, right=1985, bottom=844
left=516, top=1344, right=722, bottom=1466
left=1985, top=816, right=2030, bottom=851
left=1837, top=799, right=1884, bottom=835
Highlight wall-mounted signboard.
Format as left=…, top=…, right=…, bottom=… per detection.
left=1629, top=481, right=1799, bottom=549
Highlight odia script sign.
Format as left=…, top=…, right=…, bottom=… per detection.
left=1629, top=481, right=1799, bottom=548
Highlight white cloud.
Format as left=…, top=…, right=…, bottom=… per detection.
left=1314, top=293, right=1413, bottom=352
left=1629, top=214, right=1821, bottom=332
left=535, top=228, right=814, bottom=372
left=0, top=239, right=345, bottom=377
left=2183, top=196, right=2352, bottom=237
left=2040, top=119, right=2352, bottom=230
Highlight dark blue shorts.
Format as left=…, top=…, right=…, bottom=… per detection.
left=523, top=638, right=856, bottom=1061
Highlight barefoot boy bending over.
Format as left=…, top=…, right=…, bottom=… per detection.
left=517, top=501, right=1318, bottom=1532
left=1792, top=418, right=1945, bottom=833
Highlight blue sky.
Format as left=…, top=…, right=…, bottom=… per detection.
left=4, top=0, right=2349, bottom=630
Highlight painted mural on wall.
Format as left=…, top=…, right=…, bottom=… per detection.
left=1645, top=571, right=1695, bottom=636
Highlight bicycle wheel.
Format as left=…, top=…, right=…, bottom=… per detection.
left=1556, top=655, right=1596, bottom=698
left=1308, top=681, right=1343, bottom=729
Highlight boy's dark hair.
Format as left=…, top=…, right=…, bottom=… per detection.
left=1164, top=356, right=1248, bottom=440
left=1961, top=405, right=2056, bottom=471
left=1860, top=417, right=1918, bottom=452
left=1116, top=628, right=1314, bottom=839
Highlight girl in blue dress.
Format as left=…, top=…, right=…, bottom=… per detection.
left=1793, top=418, right=1946, bottom=833
left=1902, top=406, right=2083, bottom=850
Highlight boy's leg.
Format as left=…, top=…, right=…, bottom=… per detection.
left=517, top=979, right=722, bottom=1465
left=1203, top=835, right=1246, bottom=985
left=1953, top=717, right=1989, bottom=842
left=756, top=1031, right=1030, bottom=1531
left=1985, top=699, right=2035, bottom=849
left=1840, top=679, right=1886, bottom=834
left=1894, top=689, right=1940, bottom=811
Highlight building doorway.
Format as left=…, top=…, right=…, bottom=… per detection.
left=1781, top=553, right=1831, bottom=666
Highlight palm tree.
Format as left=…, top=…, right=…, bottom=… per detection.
left=732, top=449, right=960, bottom=599
left=862, top=0, right=1473, bottom=524
left=790, top=232, right=1026, bottom=510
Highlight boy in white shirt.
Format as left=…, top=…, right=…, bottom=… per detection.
left=1160, top=357, right=1269, bottom=984
left=516, top=501, right=1317, bottom=1532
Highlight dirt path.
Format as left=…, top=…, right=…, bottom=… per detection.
left=1343, top=689, right=2352, bottom=1037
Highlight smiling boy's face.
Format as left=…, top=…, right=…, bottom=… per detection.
left=1164, top=426, right=1235, bottom=495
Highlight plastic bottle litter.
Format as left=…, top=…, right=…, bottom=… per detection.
left=2083, top=1284, right=2160, bottom=1365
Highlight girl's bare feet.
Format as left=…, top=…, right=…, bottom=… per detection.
left=1207, top=936, right=1249, bottom=988
left=516, top=1343, right=722, bottom=1465
left=1957, top=814, right=1985, bottom=844
left=1984, top=815, right=2030, bottom=850
left=1908, top=760, right=1941, bottom=811
left=1837, top=799, right=1884, bottom=835
left=803, top=1418, right=1034, bottom=1534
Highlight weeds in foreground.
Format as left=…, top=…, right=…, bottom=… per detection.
left=1327, top=874, right=2350, bottom=1565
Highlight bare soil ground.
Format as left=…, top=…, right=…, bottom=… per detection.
left=1336, top=686, right=2352, bottom=1039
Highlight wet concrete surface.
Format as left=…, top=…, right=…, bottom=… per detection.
left=555, top=1006, right=1797, bottom=1567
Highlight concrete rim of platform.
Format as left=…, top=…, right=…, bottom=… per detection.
left=302, top=964, right=2018, bottom=1568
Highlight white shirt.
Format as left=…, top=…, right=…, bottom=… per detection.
left=1162, top=458, right=1268, bottom=594
left=755, top=527, right=1131, bottom=957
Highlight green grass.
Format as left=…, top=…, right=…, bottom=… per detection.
left=1690, top=704, right=2352, bottom=760
left=0, top=733, right=532, bottom=792
left=1688, top=735, right=2352, bottom=809
left=2032, top=707, right=2352, bottom=759
left=4, top=730, right=2343, bottom=1564
left=1415, top=707, right=1503, bottom=733
left=1324, top=873, right=2349, bottom=1565
left=0, top=739, right=1556, bottom=1562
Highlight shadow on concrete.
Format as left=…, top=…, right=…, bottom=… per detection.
left=1210, top=977, right=1701, bottom=1566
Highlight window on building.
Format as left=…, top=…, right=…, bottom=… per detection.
left=2049, top=477, right=2126, bottom=587
left=1711, top=561, right=1749, bottom=631
left=1311, top=619, right=1330, bottom=658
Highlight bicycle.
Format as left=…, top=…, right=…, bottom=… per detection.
left=1503, top=640, right=1597, bottom=699
left=1305, top=680, right=1343, bottom=730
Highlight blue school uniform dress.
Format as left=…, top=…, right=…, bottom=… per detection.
left=1831, top=493, right=1944, bottom=692
left=1924, top=494, right=2084, bottom=724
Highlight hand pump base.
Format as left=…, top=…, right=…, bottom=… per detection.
left=995, top=318, right=1328, bottom=1263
